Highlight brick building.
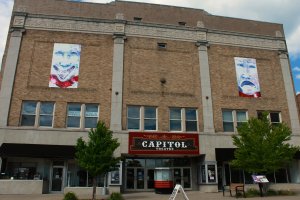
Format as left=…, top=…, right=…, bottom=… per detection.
left=0, top=0, right=300, bottom=195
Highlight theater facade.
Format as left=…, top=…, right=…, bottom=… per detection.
left=0, top=0, right=300, bottom=195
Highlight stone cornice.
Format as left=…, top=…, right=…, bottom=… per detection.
left=22, top=14, right=286, bottom=50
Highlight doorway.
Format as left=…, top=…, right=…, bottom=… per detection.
left=174, top=168, right=192, bottom=189
left=51, top=166, right=64, bottom=192
left=126, top=168, right=145, bottom=190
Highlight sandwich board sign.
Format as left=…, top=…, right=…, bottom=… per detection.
left=169, top=184, right=189, bottom=200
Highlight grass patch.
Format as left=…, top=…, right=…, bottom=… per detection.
left=245, top=188, right=296, bottom=198
left=245, top=188, right=260, bottom=197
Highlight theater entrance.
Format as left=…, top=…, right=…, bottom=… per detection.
left=124, top=158, right=192, bottom=191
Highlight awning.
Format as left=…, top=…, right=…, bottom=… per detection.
left=0, top=143, right=75, bottom=159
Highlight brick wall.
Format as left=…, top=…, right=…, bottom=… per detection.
left=209, top=44, right=290, bottom=131
left=8, top=30, right=114, bottom=127
left=122, top=37, right=202, bottom=131
left=14, top=0, right=283, bottom=37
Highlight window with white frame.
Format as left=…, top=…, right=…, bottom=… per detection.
left=67, top=103, right=99, bottom=128
left=20, top=101, right=54, bottom=127
left=222, top=110, right=247, bottom=132
left=169, top=108, right=198, bottom=132
left=127, top=106, right=157, bottom=131
left=257, top=111, right=281, bottom=125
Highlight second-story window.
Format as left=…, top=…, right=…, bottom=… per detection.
left=67, top=103, right=99, bottom=129
left=21, top=101, right=37, bottom=126
left=222, top=110, right=247, bottom=132
left=20, top=101, right=54, bottom=127
left=169, top=108, right=198, bottom=132
left=127, top=106, right=157, bottom=131
left=39, top=102, right=55, bottom=127
left=85, top=104, right=99, bottom=128
left=67, top=103, right=81, bottom=128
left=257, top=111, right=281, bottom=126
left=170, top=108, right=182, bottom=131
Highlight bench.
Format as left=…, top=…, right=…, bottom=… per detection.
left=223, top=183, right=245, bottom=198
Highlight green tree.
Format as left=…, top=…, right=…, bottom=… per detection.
left=75, top=121, right=120, bottom=200
left=231, top=112, right=299, bottom=174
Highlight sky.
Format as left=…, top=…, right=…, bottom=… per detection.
left=0, top=0, right=299, bottom=94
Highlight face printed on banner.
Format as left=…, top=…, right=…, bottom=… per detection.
left=234, top=57, right=261, bottom=98
left=49, top=43, right=81, bottom=88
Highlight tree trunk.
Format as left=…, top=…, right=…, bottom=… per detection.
left=92, top=176, right=96, bottom=200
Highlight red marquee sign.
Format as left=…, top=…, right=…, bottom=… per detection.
left=128, top=132, right=199, bottom=155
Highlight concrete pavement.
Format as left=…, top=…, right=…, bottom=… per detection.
left=0, top=191, right=299, bottom=200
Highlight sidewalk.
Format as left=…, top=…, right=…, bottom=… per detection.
left=0, top=191, right=299, bottom=200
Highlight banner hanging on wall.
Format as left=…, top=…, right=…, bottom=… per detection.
left=234, top=57, right=261, bottom=98
left=49, top=43, right=81, bottom=88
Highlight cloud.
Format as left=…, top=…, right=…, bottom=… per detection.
left=1, top=0, right=300, bottom=68
left=296, top=74, right=300, bottom=79
left=0, top=0, right=13, bottom=69
left=287, top=25, right=300, bottom=57
left=293, top=67, right=300, bottom=72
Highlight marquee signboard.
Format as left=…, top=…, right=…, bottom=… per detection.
left=128, top=132, right=199, bottom=155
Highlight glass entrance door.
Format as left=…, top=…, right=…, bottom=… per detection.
left=147, top=169, right=155, bottom=189
left=126, top=168, right=145, bottom=190
left=173, top=168, right=192, bottom=189
left=51, top=167, right=64, bottom=192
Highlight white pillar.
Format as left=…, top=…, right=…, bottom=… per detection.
left=0, top=30, right=24, bottom=127
left=197, top=42, right=215, bottom=133
left=279, top=52, right=300, bottom=135
left=110, top=34, right=126, bottom=131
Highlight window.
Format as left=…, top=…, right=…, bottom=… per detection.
left=199, top=162, right=217, bottom=184
left=222, top=110, right=247, bottom=132
left=178, top=21, right=186, bottom=26
left=169, top=108, right=198, bottom=132
left=39, top=102, right=55, bottom=127
left=127, top=106, right=157, bottom=131
left=257, top=111, right=281, bottom=125
left=133, top=17, right=142, bottom=22
left=157, top=43, right=167, bottom=49
left=20, top=101, right=54, bottom=127
left=67, top=103, right=99, bottom=129
left=67, top=104, right=81, bottom=128
left=85, top=104, right=99, bottom=128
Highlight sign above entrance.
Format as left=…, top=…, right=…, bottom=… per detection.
left=128, top=132, right=199, bottom=155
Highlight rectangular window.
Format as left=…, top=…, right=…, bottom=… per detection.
left=21, top=101, right=37, bottom=126
left=222, top=110, right=234, bottom=132
left=170, top=108, right=182, bottom=131
left=20, top=101, right=54, bottom=127
left=39, top=102, right=54, bottom=127
left=67, top=103, right=99, bottom=129
left=127, top=106, right=157, bottom=131
left=222, top=110, right=248, bottom=132
left=127, top=106, right=140, bottom=130
left=85, top=104, right=99, bottom=128
left=270, top=112, right=281, bottom=125
left=144, top=107, right=157, bottom=131
left=185, top=109, right=197, bottom=131
left=133, top=17, right=142, bottom=22
left=257, top=111, right=281, bottom=125
left=67, top=104, right=81, bottom=128
left=236, top=111, right=247, bottom=127
left=169, top=108, right=198, bottom=132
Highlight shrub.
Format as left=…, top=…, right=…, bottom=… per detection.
left=108, top=192, right=124, bottom=200
left=266, top=189, right=278, bottom=196
left=277, top=190, right=296, bottom=196
left=245, top=188, right=260, bottom=197
left=63, top=192, right=78, bottom=200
